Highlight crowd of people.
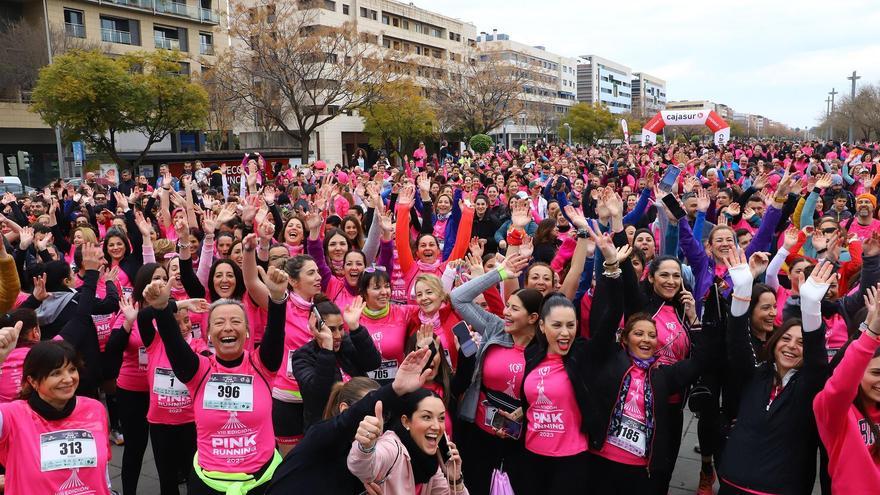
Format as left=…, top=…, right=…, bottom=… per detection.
left=0, top=138, right=878, bottom=494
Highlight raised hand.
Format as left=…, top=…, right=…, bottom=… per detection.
left=865, top=284, right=880, bottom=331
left=604, top=188, right=624, bottom=219
left=178, top=298, right=210, bottom=313
left=344, top=296, right=365, bottom=330
left=865, top=231, right=880, bottom=258
left=0, top=321, right=23, bottom=361
left=815, top=173, right=833, bottom=190
left=510, top=199, right=531, bottom=229
left=416, top=323, right=434, bottom=349
left=518, top=235, right=534, bottom=259
left=173, top=216, right=189, bottom=240
left=801, top=260, right=835, bottom=302
left=468, top=237, right=485, bottom=259
left=696, top=187, right=710, bottom=213
left=782, top=225, right=799, bottom=250
left=584, top=221, right=616, bottom=261
left=241, top=195, right=260, bottom=225
left=563, top=204, right=588, bottom=229
left=262, top=185, right=277, bottom=205
left=752, top=172, right=770, bottom=190
left=201, top=209, right=217, bottom=234
left=748, top=251, right=770, bottom=279
left=113, top=191, right=129, bottom=211
left=134, top=210, right=152, bottom=237
left=18, top=226, right=34, bottom=250
left=465, top=252, right=484, bottom=277
left=143, top=279, right=171, bottom=310
left=391, top=347, right=432, bottom=395
left=257, top=264, right=290, bottom=301
left=501, top=252, right=530, bottom=278
left=32, top=274, right=48, bottom=301
left=34, top=232, right=54, bottom=252
left=80, top=242, right=104, bottom=271
left=417, top=172, right=431, bottom=199
left=119, top=293, right=138, bottom=325
left=679, top=289, right=697, bottom=324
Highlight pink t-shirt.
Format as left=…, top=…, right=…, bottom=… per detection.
left=523, top=354, right=587, bottom=456
left=360, top=305, right=418, bottom=383
left=75, top=274, right=116, bottom=351
left=116, top=321, right=149, bottom=392
left=273, top=299, right=313, bottom=402
left=653, top=305, right=691, bottom=366
left=0, top=397, right=111, bottom=494
left=325, top=277, right=357, bottom=312
left=824, top=313, right=849, bottom=359
left=146, top=334, right=208, bottom=425
left=474, top=344, right=526, bottom=436
left=848, top=219, right=880, bottom=242
left=0, top=347, right=29, bottom=403
left=189, top=351, right=277, bottom=473
left=595, top=366, right=649, bottom=466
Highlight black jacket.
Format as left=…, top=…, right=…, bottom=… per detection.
left=266, top=384, right=399, bottom=495
left=717, top=312, right=829, bottom=495
left=291, top=326, right=382, bottom=430
left=583, top=271, right=717, bottom=474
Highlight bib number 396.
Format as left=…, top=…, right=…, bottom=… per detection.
left=203, top=373, right=254, bottom=411
left=40, top=429, right=98, bottom=472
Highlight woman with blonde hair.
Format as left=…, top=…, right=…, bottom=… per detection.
left=405, top=274, right=463, bottom=370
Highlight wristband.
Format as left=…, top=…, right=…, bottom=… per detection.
left=773, top=195, right=787, bottom=204
left=602, top=259, right=619, bottom=268
left=357, top=443, right=376, bottom=454
left=496, top=265, right=509, bottom=281
left=506, top=228, right=524, bottom=247
left=731, top=294, right=751, bottom=302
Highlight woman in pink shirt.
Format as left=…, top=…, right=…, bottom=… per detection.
left=0, top=309, right=40, bottom=403
left=347, top=388, right=469, bottom=494
left=139, top=263, right=289, bottom=495
left=0, top=337, right=112, bottom=495
left=813, top=299, right=880, bottom=494
left=358, top=269, right=419, bottom=386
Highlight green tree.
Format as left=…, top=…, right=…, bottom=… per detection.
left=469, top=134, right=493, bottom=154
left=31, top=50, right=208, bottom=168
left=362, top=80, right=436, bottom=159
left=558, top=103, right=616, bottom=145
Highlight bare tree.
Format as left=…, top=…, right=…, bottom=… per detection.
left=524, top=97, right=559, bottom=142
left=215, top=0, right=393, bottom=157
left=432, top=51, right=526, bottom=136
left=199, top=69, right=241, bottom=150
left=0, top=19, right=49, bottom=101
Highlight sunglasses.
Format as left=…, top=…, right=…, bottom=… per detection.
left=364, top=264, right=387, bottom=273
left=819, top=227, right=837, bottom=235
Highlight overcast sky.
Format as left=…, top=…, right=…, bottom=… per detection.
left=419, top=0, right=880, bottom=129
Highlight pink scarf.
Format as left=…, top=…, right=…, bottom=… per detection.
left=416, top=259, right=441, bottom=272
left=289, top=290, right=312, bottom=310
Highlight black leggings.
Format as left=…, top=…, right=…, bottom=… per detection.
left=187, top=476, right=269, bottom=495
left=590, top=452, right=664, bottom=494
left=454, top=420, right=528, bottom=495
left=117, top=387, right=150, bottom=495
left=150, top=422, right=197, bottom=495
left=518, top=450, right=590, bottom=495
left=654, top=403, right=684, bottom=491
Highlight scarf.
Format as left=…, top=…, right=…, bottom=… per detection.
left=36, top=291, right=78, bottom=326
left=289, top=291, right=312, bottom=311
left=390, top=421, right=439, bottom=485
left=363, top=304, right=390, bottom=319
left=418, top=311, right=441, bottom=328
left=607, top=356, right=656, bottom=459
left=330, top=258, right=344, bottom=276
left=416, top=259, right=441, bottom=272
left=29, top=393, right=76, bottom=421
left=286, top=243, right=304, bottom=256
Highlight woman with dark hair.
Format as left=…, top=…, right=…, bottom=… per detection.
left=291, top=295, right=381, bottom=430
left=137, top=261, right=289, bottom=495
left=0, top=338, right=113, bottom=494
left=449, top=253, right=537, bottom=494
left=341, top=215, right=365, bottom=251
left=814, top=288, right=880, bottom=493
left=357, top=267, right=420, bottom=386
left=101, top=192, right=150, bottom=292
left=531, top=218, right=560, bottom=264
left=105, top=262, right=169, bottom=495
left=347, top=387, right=468, bottom=494
left=243, top=232, right=324, bottom=455
left=0, top=308, right=40, bottom=402
left=716, top=253, right=832, bottom=495
left=267, top=349, right=434, bottom=494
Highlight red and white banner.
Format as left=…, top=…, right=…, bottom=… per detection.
left=620, top=119, right=629, bottom=143
left=641, top=109, right=730, bottom=146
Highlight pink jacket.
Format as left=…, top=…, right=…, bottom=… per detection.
left=347, top=431, right=469, bottom=495
left=813, top=331, right=880, bottom=494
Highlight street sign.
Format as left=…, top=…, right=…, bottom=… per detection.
left=72, top=141, right=85, bottom=166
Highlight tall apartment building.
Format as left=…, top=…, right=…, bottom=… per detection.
left=475, top=31, right=577, bottom=147
left=576, top=55, right=632, bottom=114
left=630, top=72, right=666, bottom=117
left=235, top=0, right=477, bottom=166
left=1, top=0, right=227, bottom=184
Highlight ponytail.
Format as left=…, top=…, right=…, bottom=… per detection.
left=322, top=377, right=379, bottom=420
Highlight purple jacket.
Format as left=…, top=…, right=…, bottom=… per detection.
left=679, top=205, right=783, bottom=312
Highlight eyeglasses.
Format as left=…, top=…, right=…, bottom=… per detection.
left=819, top=227, right=837, bottom=235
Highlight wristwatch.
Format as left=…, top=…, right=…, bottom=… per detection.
left=576, top=228, right=589, bottom=239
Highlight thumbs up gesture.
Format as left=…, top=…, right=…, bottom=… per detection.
left=355, top=400, right=384, bottom=451
left=0, top=321, right=23, bottom=365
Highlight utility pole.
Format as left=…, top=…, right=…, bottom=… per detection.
left=829, top=88, right=838, bottom=141
left=825, top=96, right=832, bottom=141
left=847, top=70, right=860, bottom=144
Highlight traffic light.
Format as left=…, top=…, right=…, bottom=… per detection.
left=16, top=151, right=30, bottom=170
left=5, top=155, right=17, bottom=175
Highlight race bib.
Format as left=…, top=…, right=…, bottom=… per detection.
left=153, top=368, right=189, bottom=397
left=138, top=347, right=148, bottom=370
left=607, top=415, right=647, bottom=457
left=40, top=429, right=98, bottom=472
left=203, top=373, right=254, bottom=412
left=366, top=360, right=399, bottom=381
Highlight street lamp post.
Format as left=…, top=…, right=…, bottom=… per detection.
left=563, top=122, right=571, bottom=146
left=848, top=70, right=860, bottom=144
left=829, top=88, right=838, bottom=141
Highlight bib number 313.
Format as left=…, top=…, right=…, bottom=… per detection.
left=40, top=429, right=98, bottom=472
left=203, top=373, right=254, bottom=412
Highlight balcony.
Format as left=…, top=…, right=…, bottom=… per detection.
left=101, top=27, right=132, bottom=44
left=65, top=23, right=86, bottom=38
left=84, top=0, right=220, bottom=24
left=199, top=43, right=214, bottom=55
left=155, top=36, right=181, bottom=50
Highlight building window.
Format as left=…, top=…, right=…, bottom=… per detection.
left=429, top=27, right=441, bottom=38
left=360, top=7, right=368, bottom=17
left=101, top=16, right=133, bottom=45
left=64, top=9, right=85, bottom=38
left=154, top=26, right=181, bottom=50
left=342, top=4, right=349, bottom=14
left=382, top=38, right=390, bottom=48
left=370, top=9, right=377, bottom=20
left=323, top=0, right=335, bottom=11
left=392, top=17, right=399, bottom=27
left=401, top=20, right=408, bottom=29
left=382, top=14, right=389, bottom=25
left=199, top=31, right=213, bottom=55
